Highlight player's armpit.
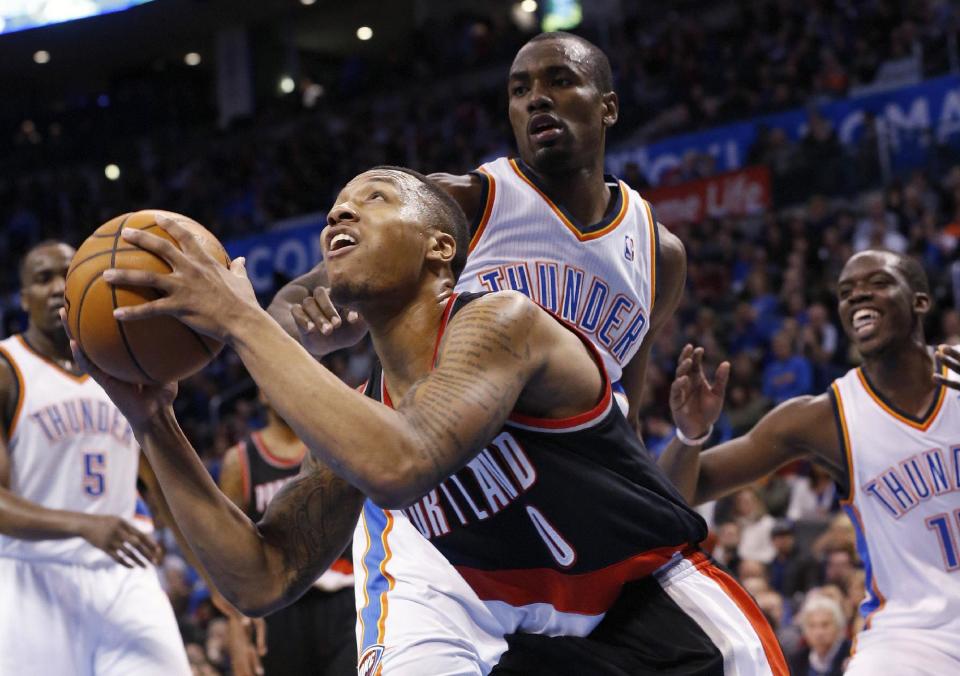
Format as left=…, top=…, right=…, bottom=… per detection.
left=695, top=394, right=840, bottom=504
left=255, top=453, right=363, bottom=615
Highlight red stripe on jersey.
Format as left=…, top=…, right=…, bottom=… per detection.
left=455, top=545, right=685, bottom=615
left=698, top=562, right=789, bottom=676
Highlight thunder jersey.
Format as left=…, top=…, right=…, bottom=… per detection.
left=830, top=362, right=960, bottom=641
left=352, top=294, right=706, bottom=675
left=0, top=335, right=139, bottom=567
left=455, top=157, right=658, bottom=387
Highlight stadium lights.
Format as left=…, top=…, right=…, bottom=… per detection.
left=356, top=26, right=373, bottom=41
left=300, top=0, right=316, bottom=4
left=104, top=164, right=121, bottom=181
left=33, top=50, right=50, bottom=64
left=520, top=0, right=538, bottom=12
left=184, top=52, right=201, bottom=66
left=279, top=76, right=295, bottom=94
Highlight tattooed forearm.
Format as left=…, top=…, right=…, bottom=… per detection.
left=394, top=294, right=540, bottom=497
left=257, top=455, right=363, bottom=609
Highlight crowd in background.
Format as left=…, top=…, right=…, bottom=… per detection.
left=4, top=1, right=960, bottom=674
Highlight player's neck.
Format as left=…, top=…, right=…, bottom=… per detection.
left=525, top=160, right=612, bottom=226
left=259, top=419, right=304, bottom=459
left=364, top=283, right=454, bottom=401
left=23, top=325, right=73, bottom=367
left=862, top=340, right=937, bottom=416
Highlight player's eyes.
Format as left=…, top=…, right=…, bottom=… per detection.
left=368, top=191, right=385, bottom=201
left=554, top=78, right=572, bottom=86
left=511, top=86, right=528, bottom=96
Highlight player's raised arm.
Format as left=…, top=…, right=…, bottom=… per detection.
left=657, top=345, right=844, bottom=504
left=427, top=172, right=485, bottom=224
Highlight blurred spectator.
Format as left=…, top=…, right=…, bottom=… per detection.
left=763, top=331, right=814, bottom=405
left=712, top=520, right=743, bottom=573
left=823, top=545, right=859, bottom=590
left=734, top=488, right=777, bottom=564
left=769, top=519, right=821, bottom=601
left=789, top=595, right=852, bottom=676
left=787, top=465, right=840, bottom=522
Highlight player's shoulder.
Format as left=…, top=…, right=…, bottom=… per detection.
left=450, top=290, right=541, bottom=329
left=427, top=172, right=484, bottom=214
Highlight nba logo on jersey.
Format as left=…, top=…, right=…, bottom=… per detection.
left=624, top=234, right=635, bottom=261
left=358, top=644, right=384, bottom=676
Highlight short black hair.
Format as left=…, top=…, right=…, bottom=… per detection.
left=370, top=166, right=470, bottom=280
left=20, top=239, right=71, bottom=285
left=525, top=31, right=613, bottom=93
left=894, top=252, right=930, bottom=295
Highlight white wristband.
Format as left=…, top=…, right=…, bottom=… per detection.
left=676, top=425, right=713, bottom=446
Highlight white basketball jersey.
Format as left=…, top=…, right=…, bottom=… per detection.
left=831, top=363, right=960, bottom=641
left=455, top=157, right=658, bottom=385
left=0, top=335, right=140, bottom=567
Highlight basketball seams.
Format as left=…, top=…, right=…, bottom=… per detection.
left=108, top=216, right=159, bottom=384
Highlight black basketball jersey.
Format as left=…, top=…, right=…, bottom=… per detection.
left=236, top=431, right=305, bottom=522
left=360, top=292, right=707, bottom=618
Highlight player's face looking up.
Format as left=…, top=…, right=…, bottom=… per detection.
left=508, top=37, right=617, bottom=173
left=20, top=243, right=74, bottom=334
left=322, top=170, right=454, bottom=307
left=836, top=250, right=929, bottom=357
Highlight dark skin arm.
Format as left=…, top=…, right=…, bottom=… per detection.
left=265, top=173, right=484, bottom=357
left=658, top=345, right=845, bottom=505
left=619, top=224, right=686, bottom=435
left=0, top=358, right=160, bottom=567
left=218, top=444, right=248, bottom=511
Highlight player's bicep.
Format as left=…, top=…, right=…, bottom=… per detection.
left=256, top=453, right=363, bottom=607
left=396, top=294, right=541, bottom=485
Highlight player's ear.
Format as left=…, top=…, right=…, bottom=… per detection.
left=601, top=91, right=618, bottom=128
left=425, top=230, right=457, bottom=269
left=914, top=291, right=931, bottom=317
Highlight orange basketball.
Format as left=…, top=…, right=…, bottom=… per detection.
left=64, top=209, right=230, bottom=385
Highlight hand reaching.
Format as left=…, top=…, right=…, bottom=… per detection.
left=669, top=344, right=730, bottom=441
left=290, top=286, right=367, bottom=356
left=79, top=514, right=162, bottom=568
left=935, top=344, right=960, bottom=390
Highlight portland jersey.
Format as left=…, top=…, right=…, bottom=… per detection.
left=234, top=431, right=354, bottom=592
left=0, top=335, right=139, bottom=567
left=830, top=362, right=960, bottom=640
left=455, top=157, right=658, bottom=386
left=352, top=294, right=706, bottom=675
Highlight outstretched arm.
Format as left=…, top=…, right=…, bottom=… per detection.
left=657, top=345, right=842, bottom=504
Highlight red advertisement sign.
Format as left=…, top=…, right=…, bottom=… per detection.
left=644, top=165, right=772, bottom=226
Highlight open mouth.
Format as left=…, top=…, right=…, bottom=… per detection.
left=528, top=114, right=564, bottom=144
left=326, top=231, right=358, bottom=257
left=851, top=308, right=881, bottom=339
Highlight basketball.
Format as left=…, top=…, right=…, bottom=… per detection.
left=64, top=209, right=230, bottom=385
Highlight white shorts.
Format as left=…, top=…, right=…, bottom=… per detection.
left=846, top=629, right=960, bottom=676
left=0, top=557, right=189, bottom=676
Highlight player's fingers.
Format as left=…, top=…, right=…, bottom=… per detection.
left=125, top=527, right=162, bottom=563
left=229, top=257, right=248, bottom=278
left=938, top=344, right=960, bottom=360
left=121, top=226, right=188, bottom=266
left=102, top=268, right=174, bottom=293
left=936, top=345, right=960, bottom=371
left=675, top=357, right=694, bottom=378
left=253, top=618, right=268, bottom=656
left=302, top=296, right=339, bottom=332
left=154, top=216, right=211, bottom=260
left=113, top=297, right=175, bottom=322
left=120, top=541, right=151, bottom=568
left=712, top=361, right=732, bottom=396
left=290, top=305, right=317, bottom=336
left=691, top=346, right=705, bottom=374
left=670, top=375, right=691, bottom=404
left=109, top=547, right=135, bottom=569
left=346, top=310, right=361, bottom=324
left=933, top=373, right=960, bottom=390
left=311, top=287, right=342, bottom=325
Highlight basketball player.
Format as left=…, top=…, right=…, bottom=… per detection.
left=658, top=249, right=960, bottom=674
left=79, top=168, right=786, bottom=675
left=0, top=241, right=190, bottom=675
left=269, top=31, right=683, bottom=429
left=218, top=390, right=355, bottom=675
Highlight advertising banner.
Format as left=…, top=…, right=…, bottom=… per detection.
left=645, top=165, right=772, bottom=226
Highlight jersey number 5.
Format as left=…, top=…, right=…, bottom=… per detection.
left=925, top=510, right=960, bottom=571
left=83, top=452, right=106, bottom=497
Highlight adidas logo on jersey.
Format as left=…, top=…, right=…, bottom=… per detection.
left=358, top=644, right=385, bottom=676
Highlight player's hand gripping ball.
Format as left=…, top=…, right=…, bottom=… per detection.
left=64, top=210, right=229, bottom=384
